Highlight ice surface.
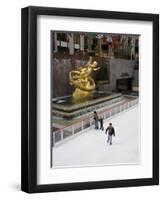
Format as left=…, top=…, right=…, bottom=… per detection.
left=52, top=105, right=140, bottom=168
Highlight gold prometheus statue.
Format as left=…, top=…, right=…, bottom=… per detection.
left=69, top=57, right=100, bottom=101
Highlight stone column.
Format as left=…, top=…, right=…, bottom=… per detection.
left=98, top=39, right=102, bottom=57
left=87, top=35, right=92, bottom=51
left=124, top=36, right=129, bottom=58
left=130, top=36, right=136, bottom=60
left=68, top=33, right=74, bottom=55
left=80, top=34, right=85, bottom=51
left=54, top=32, right=58, bottom=53
left=107, top=36, right=113, bottom=58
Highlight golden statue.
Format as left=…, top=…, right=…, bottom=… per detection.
left=69, top=57, right=100, bottom=101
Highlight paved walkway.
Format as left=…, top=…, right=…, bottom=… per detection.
left=52, top=105, right=140, bottom=168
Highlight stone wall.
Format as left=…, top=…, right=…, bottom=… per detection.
left=52, top=57, right=138, bottom=98
left=52, top=58, right=87, bottom=98
left=98, top=58, right=138, bottom=92
left=132, top=69, right=139, bottom=87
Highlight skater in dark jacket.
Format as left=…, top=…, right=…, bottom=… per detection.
left=105, top=123, right=115, bottom=145
left=93, top=111, right=99, bottom=129
left=99, top=117, right=104, bottom=131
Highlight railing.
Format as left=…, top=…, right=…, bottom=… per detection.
left=52, top=98, right=138, bottom=147
left=53, top=95, right=124, bottom=118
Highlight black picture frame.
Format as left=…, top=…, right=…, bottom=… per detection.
left=21, top=6, right=159, bottom=193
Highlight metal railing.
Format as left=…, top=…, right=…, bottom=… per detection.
left=52, top=98, right=138, bottom=146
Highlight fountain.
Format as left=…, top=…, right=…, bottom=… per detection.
left=52, top=58, right=123, bottom=120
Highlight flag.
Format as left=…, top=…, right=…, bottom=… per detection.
left=106, top=36, right=112, bottom=43
left=96, top=34, right=104, bottom=39
left=119, top=35, right=126, bottom=48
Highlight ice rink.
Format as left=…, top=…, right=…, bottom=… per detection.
left=52, top=105, right=140, bottom=168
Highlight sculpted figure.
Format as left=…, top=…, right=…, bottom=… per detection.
left=69, top=57, right=100, bottom=101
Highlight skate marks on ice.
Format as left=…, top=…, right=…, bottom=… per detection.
left=52, top=106, right=140, bottom=168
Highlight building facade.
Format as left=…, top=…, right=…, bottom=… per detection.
left=51, top=32, right=139, bottom=98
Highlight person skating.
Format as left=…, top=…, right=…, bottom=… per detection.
left=99, top=117, right=104, bottom=131
left=93, top=111, right=99, bottom=129
left=105, top=123, right=115, bottom=145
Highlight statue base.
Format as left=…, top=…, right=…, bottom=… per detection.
left=52, top=92, right=123, bottom=120
left=72, top=88, right=93, bottom=103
